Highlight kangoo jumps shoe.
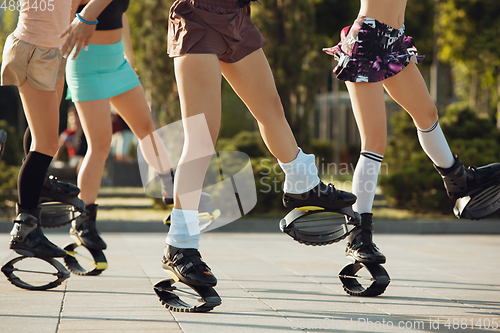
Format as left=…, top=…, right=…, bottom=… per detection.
left=435, top=153, right=500, bottom=199
left=70, top=204, right=107, bottom=250
left=162, top=245, right=217, bottom=287
left=283, top=181, right=357, bottom=211
left=345, top=213, right=386, bottom=264
left=9, top=204, right=67, bottom=258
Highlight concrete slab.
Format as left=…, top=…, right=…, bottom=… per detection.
left=0, top=233, right=499, bottom=333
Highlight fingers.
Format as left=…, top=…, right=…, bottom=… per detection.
left=59, top=18, right=96, bottom=59
left=72, top=42, right=83, bottom=60
left=60, top=36, right=73, bottom=58
left=58, top=27, right=70, bottom=39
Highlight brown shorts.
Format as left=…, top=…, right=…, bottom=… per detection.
left=1, top=34, right=65, bottom=91
left=167, top=0, right=265, bottom=63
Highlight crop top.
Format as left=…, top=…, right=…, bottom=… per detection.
left=13, top=0, right=71, bottom=48
left=77, top=0, right=129, bottom=31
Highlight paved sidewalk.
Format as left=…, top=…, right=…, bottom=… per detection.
left=0, top=232, right=499, bottom=333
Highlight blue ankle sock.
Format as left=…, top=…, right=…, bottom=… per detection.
left=166, top=208, right=200, bottom=249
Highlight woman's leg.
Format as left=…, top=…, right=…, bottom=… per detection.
left=18, top=82, right=60, bottom=209
left=172, top=54, right=222, bottom=212
left=343, top=81, right=387, bottom=263
left=10, top=81, right=66, bottom=258
left=380, top=63, right=487, bottom=198
left=110, top=84, right=173, bottom=175
left=70, top=99, right=112, bottom=250
left=345, top=82, right=387, bottom=156
left=220, top=49, right=355, bottom=209
left=161, top=54, right=222, bottom=287
left=74, top=99, right=113, bottom=205
left=220, top=49, right=297, bottom=163
left=383, top=62, right=455, bottom=169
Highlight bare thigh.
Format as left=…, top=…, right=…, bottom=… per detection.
left=174, top=54, right=223, bottom=144
left=18, top=81, right=60, bottom=156
left=172, top=54, right=223, bottom=209
left=220, top=49, right=298, bottom=162
left=110, top=84, right=155, bottom=140
left=383, top=62, right=437, bottom=129
left=345, top=81, right=387, bottom=155
left=75, top=99, right=113, bottom=152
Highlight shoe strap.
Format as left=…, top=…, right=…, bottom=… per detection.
left=171, top=250, right=210, bottom=276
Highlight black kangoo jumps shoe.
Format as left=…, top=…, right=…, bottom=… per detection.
left=435, top=154, right=500, bottom=199
left=283, top=181, right=356, bottom=211
left=9, top=205, right=67, bottom=258
left=162, top=245, right=217, bottom=287
left=70, top=204, right=107, bottom=250
left=345, top=213, right=386, bottom=264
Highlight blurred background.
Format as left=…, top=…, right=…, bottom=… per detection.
left=1, top=0, right=499, bottom=219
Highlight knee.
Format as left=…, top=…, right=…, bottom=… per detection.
left=88, top=136, right=112, bottom=159
left=423, top=106, right=438, bottom=125
left=412, top=105, right=439, bottom=130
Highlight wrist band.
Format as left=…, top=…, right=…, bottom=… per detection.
left=76, top=13, right=98, bottom=25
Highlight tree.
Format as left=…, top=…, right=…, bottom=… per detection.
left=0, top=10, right=17, bottom=63
left=251, top=0, right=332, bottom=144
left=439, top=0, right=500, bottom=124
left=126, top=0, right=180, bottom=126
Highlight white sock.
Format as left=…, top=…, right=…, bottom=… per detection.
left=166, top=208, right=200, bottom=249
left=278, top=148, right=320, bottom=194
left=352, top=151, right=383, bottom=214
left=417, top=119, right=455, bottom=169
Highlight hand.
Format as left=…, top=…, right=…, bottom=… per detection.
left=59, top=17, right=96, bottom=60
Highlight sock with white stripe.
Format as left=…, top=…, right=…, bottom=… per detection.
left=417, top=119, right=455, bottom=169
left=352, top=151, right=383, bottom=214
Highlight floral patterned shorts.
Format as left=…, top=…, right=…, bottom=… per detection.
left=323, top=16, right=424, bottom=83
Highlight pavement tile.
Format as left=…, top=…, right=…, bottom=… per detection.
left=0, top=233, right=499, bottom=333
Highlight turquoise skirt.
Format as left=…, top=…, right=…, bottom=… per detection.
left=65, top=40, right=140, bottom=102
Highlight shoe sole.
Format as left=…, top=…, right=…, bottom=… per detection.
left=346, top=253, right=386, bottom=264
left=9, top=246, right=67, bottom=258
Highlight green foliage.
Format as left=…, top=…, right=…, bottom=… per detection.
left=309, top=139, right=333, bottom=163
left=404, top=0, right=436, bottom=65
left=214, top=132, right=285, bottom=214
left=216, top=131, right=270, bottom=158
left=380, top=104, right=500, bottom=214
left=0, top=160, right=19, bottom=214
left=252, top=0, right=331, bottom=143
left=0, top=120, right=22, bottom=166
left=439, top=0, right=500, bottom=119
left=126, top=0, right=179, bottom=125
left=219, top=80, right=257, bottom=138
left=0, top=121, right=20, bottom=215
left=0, top=10, right=17, bottom=63
left=250, top=157, right=286, bottom=214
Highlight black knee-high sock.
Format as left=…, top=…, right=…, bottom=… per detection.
left=18, top=151, right=53, bottom=210
left=23, top=126, right=32, bottom=156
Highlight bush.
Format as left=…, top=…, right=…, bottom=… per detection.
left=0, top=161, right=19, bottom=215
left=379, top=104, right=500, bottom=214
left=309, top=139, right=334, bottom=163
left=204, top=152, right=286, bottom=215
left=221, top=131, right=270, bottom=158
left=0, top=120, right=22, bottom=166
left=0, top=121, right=22, bottom=216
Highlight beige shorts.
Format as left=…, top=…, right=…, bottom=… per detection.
left=1, top=34, right=65, bottom=91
